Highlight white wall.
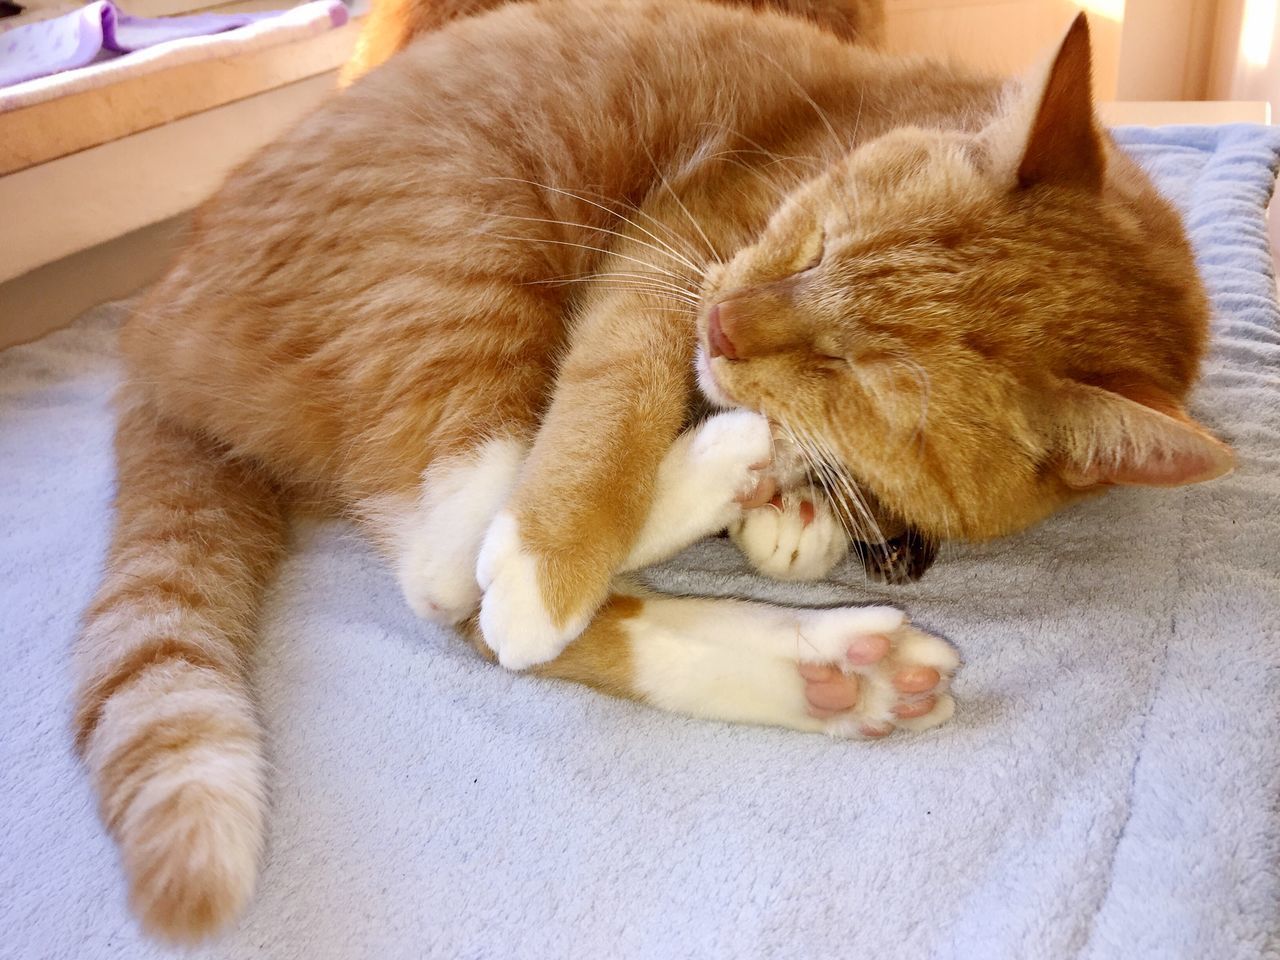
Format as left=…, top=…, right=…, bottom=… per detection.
left=884, top=0, right=1124, bottom=98
left=1207, top=0, right=1280, bottom=102
left=1117, top=0, right=1220, bottom=99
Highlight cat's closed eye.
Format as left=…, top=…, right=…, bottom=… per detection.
left=794, top=229, right=825, bottom=272
left=811, top=342, right=845, bottom=363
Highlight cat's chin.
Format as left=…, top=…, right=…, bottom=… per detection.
left=694, top=347, right=737, bottom=410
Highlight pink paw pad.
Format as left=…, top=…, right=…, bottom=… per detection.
left=846, top=634, right=890, bottom=665
left=893, top=696, right=937, bottom=718
left=794, top=622, right=959, bottom=739
left=799, top=663, right=860, bottom=717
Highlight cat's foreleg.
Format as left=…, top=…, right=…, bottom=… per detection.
left=381, top=415, right=963, bottom=736
left=385, top=410, right=777, bottom=626
left=620, top=409, right=777, bottom=571
left=475, top=297, right=698, bottom=670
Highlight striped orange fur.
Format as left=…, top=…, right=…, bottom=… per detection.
left=75, top=400, right=283, bottom=940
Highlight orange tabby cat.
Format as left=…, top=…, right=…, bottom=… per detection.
left=74, top=0, right=1232, bottom=942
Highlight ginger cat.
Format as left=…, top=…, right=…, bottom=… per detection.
left=74, top=0, right=1232, bottom=942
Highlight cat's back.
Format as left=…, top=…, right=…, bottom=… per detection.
left=122, top=0, right=986, bottom=491
left=151, top=0, right=897, bottom=254
left=136, top=0, right=949, bottom=338
left=126, top=0, right=878, bottom=377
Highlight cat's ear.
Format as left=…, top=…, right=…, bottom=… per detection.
left=1050, top=380, right=1235, bottom=488
left=1016, top=13, right=1104, bottom=191
left=988, top=13, right=1105, bottom=192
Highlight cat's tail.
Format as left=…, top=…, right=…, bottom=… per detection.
left=73, top=390, right=286, bottom=943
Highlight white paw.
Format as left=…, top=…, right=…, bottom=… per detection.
left=399, top=514, right=487, bottom=624
left=390, top=438, right=524, bottom=625
left=399, top=557, right=481, bottom=625
left=476, top=511, right=588, bottom=671
left=624, top=411, right=784, bottom=571
left=730, top=490, right=850, bottom=580
left=683, top=410, right=777, bottom=513
left=796, top=609, right=960, bottom=739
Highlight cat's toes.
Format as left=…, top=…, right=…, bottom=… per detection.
left=731, top=491, right=849, bottom=580
left=797, top=662, right=860, bottom=717
left=795, top=611, right=960, bottom=739
left=476, top=511, right=588, bottom=670
left=885, top=629, right=958, bottom=732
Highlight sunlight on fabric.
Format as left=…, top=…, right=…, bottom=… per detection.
left=1074, top=0, right=1124, bottom=22
left=1241, top=0, right=1277, bottom=68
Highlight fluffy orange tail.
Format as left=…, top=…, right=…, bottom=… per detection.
left=73, top=391, right=285, bottom=943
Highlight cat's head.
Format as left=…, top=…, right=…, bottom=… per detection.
left=697, top=15, right=1233, bottom=543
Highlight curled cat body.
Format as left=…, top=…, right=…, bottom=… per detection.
left=74, top=0, right=1233, bottom=942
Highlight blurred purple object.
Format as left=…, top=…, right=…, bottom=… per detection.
left=0, top=1, right=330, bottom=88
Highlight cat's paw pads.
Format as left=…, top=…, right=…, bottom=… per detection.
left=476, top=511, right=588, bottom=670
left=731, top=491, right=849, bottom=580
left=685, top=410, right=777, bottom=510
left=796, top=610, right=959, bottom=738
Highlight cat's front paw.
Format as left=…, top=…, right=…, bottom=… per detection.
left=676, top=410, right=778, bottom=523
left=796, top=612, right=960, bottom=738
left=476, top=511, right=590, bottom=670
left=731, top=491, right=849, bottom=580
left=624, top=410, right=782, bottom=571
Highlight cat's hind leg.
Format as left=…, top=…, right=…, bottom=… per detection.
left=531, top=592, right=960, bottom=738
left=371, top=436, right=528, bottom=626
left=408, top=411, right=962, bottom=735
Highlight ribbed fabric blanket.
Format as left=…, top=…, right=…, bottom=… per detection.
left=2, top=124, right=1278, bottom=959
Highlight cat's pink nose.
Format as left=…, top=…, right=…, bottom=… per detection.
left=707, top=303, right=739, bottom=360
